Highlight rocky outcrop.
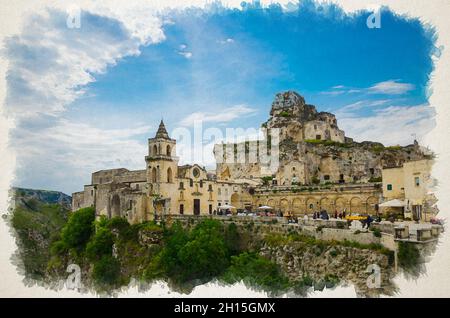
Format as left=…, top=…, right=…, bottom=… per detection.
left=215, top=91, right=429, bottom=185
left=11, top=187, right=72, bottom=210
left=260, top=242, right=396, bottom=297
left=138, top=226, right=164, bottom=246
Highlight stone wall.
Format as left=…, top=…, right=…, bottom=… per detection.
left=260, top=241, right=396, bottom=297
left=253, top=183, right=382, bottom=215
left=167, top=214, right=394, bottom=249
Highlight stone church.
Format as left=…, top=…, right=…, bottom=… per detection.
left=72, top=120, right=251, bottom=223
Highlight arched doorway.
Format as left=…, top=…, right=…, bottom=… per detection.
left=231, top=193, right=240, bottom=209
left=292, top=198, right=303, bottom=215
left=111, top=194, right=121, bottom=218
left=306, top=198, right=316, bottom=214
left=335, top=198, right=347, bottom=212
left=280, top=198, right=289, bottom=214
left=350, top=197, right=363, bottom=214
left=267, top=199, right=276, bottom=210
left=320, top=197, right=332, bottom=212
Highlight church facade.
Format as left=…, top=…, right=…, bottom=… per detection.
left=72, top=121, right=251, bottom=223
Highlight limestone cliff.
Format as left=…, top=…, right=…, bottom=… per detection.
left=215, top=91, right=429, bottom=186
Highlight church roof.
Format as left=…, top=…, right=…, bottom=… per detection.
left=155, top=120, right=170, bottom=139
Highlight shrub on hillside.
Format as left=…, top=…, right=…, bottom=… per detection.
left=60, top=207, right=95, bottom=249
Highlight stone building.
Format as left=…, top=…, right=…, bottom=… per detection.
left=214, top=91, right=426, bottom=187
left=73, top=120, right=250, bottom=223
left=381, top=158, right=436, bottom=221
left=73, top=91, right=432, bottom=223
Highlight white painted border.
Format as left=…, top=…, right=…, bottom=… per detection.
left=0, top=0, right=449, bottom=297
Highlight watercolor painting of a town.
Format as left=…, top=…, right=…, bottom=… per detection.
left=1, top=0, right=449, bottom=301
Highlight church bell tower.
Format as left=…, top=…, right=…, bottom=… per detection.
left=145, top=120, right=178, bottom=196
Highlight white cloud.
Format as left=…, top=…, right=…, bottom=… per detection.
left=368, top=80, right=415, bottom=95
left=322, top=80, right=415, bottom=96
left=177, top=51, right=193, bottom=59
left=4, top=6, right=164, bottom=118
left=179, top=105, right=257, bottom=126
left=339, top=99, right=390, bottom=112
left=12, top=119, right=150, bottom=194
left=338, top=104, right=435, bottom=146
left=217, top=38, right=234, bottom=44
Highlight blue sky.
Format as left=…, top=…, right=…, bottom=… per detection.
left=4, top=1, right=437, bottom=194
left=69, top=2, right=434, bottom=129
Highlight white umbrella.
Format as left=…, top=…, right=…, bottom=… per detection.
left=219, top=204, right=235, bottom=210
left=258, top=205, right=273, bottom=210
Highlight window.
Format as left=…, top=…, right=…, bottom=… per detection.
left=387, top=184, right=393, bottom=191
left=91, top=190, right=94, bottom=196
left=415, top=177, right=420, bottom=187
left=167, top=167, right=173, bottom=183
left=153, top=145, right=158, bottom=156
left=200, top=180, right=203, bottom=188
left=316, top=135, right=321, bottom=140
left=135, top=184, right=139, bottom=190
left=369, top=168, right=374, bottom=175
left=208, top=184, right=213, bottom=191
left=179, top=204, right=184, bottom=215
left=209, top=204, right=213, bottom=215
left=193, top=168, right=200, bottom=178
left=166, top=145, right=171, bottom=156
left=190, top=179, right=193, bottom=187
left=151, top=167, right=157, bottom=183
left=179, top=182, right=184, bottom=189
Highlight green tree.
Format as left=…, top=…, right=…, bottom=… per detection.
left=157, top=221, right=190, bottom=279
left=86, top=227, right=114, bottom=261
left=177, top=220, right=229, bottom=281
left=92, top=255, right=121, bottom=287
left=60, top=207, right=95, bottom=249
left=156, top=220, right=230, bottom=283
left=224, top=223, right=241, bottom=256
left=222, top=252, right=290, bottom=292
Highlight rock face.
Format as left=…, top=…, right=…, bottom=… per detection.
left=260, top=242, right=396, bottom=297
left=215, top=91, right=428, bottom=186
left=269, top=91, right=328, bottom=124
left=10, top=187, right=72, bottom=210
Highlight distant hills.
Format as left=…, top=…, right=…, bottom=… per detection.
left=10, top=187, right=71, bottom=210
